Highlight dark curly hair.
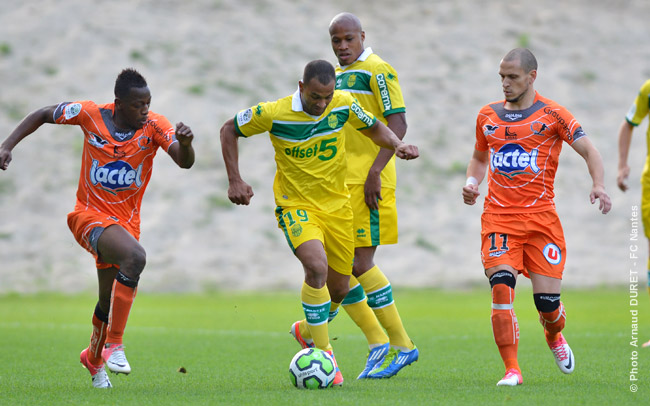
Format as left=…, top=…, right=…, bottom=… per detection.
left=114, top=68, right=148, bottom=99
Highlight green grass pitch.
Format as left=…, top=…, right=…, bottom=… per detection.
left=0, top=287, right=647, bottom=405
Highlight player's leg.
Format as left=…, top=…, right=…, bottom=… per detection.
left=527, top=211, right=573, bottom=374
left=80, top=267, right=116, bottom=388
left=96, top=224, right=146, bottom=375
left=645, top=239, right=650, bottom=348
left=486, top=266, right=522, bottom=386
left=341, top=274, right=390, bottom=379
left=530, top=272, right=574, bottom=374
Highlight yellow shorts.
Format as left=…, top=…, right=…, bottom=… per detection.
left=480, top=210, right=566, bottom=279
left=641, top=173, right=650, bottom=239
left=348, top=184, right=398, bottom=247
left=275, top=203, right=354, bottom=276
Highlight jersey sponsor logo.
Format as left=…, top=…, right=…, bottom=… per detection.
left=237, top=108, right=253, bottom=127
left=88, top=132, right=109, bottom=149
left=489, top=250, right=507, bottom=257
left=284, top=137, right=338, bottom=161
left=543, top=243, right=562, bottom=265
left=64, top=103, right=82, bottom=120
left=490, top=143, right=540, bottom=175
left=484, top=124, right=499, bottom=136
left=89, top=159, right=143, bottom=192
left=350, top=102, right=374, bottom=127
left=505, top=127, right=517, bottom=140
left=376, top=73, right=392, bottom=111
left=543, top=107, right=570, bottom=134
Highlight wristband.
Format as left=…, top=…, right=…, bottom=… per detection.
left=465, top=176, right=478, bottom=186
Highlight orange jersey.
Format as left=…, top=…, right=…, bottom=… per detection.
left=475, top=92, right=585, bottom=213
left=54, top=100, right=177, bottom=233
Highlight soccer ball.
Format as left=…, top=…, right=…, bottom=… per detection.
left=288, top=348, right=336, bottom=389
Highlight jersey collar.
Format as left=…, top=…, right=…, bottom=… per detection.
left=339, top=47, right=373, bottom=69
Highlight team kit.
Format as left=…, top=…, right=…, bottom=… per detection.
left=4, top=11, right=641, bottom=390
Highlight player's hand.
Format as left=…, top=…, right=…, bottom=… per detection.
left=175, top=122, right=194, bottom=147
left=395, top=143, right=419, bottom=160
left=462, top=184, right=480, bottom=205
left=0, top=145, right=12, bottom=171
left=228, top=179, right=254, bottom=205
left=590, top=185, right=612, bottom=214
left=364, top=172, right=382, bottom=210
left=617, top=165, right=630, bottom=192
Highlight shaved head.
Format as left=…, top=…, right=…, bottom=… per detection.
left=329, top=12, right=362, bottom=34
left=502, top=48, right=538, bottom=73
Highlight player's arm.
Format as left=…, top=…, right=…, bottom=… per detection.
left=0, top=105, right=57, bottom=170
left=167, top=122, right=195, bottom=169
left=220, top=117, right=254, bottom=205
left=359, top=120, right=418, bottom=161
left=616, top=120, right=635, bottom=192
left=363, top=113, right=407, bottom=209
left=462, top=148, right=488, bottom=206
left=571, top=136, right=612, bottom=214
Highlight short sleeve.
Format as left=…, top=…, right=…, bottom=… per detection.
left=234, top=102, right=274, bottom=137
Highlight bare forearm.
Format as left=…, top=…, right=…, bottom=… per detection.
left=1, top=107, right=54, bottom=150
left=617, top=120, right=633, bottom=170
left=368, top=114, right=407, bottom=176
left=220, top=120, right=243, bottom=182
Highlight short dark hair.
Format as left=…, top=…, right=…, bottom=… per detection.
left=114, top=68, right=148, bottom=99
left=503, top=48, right=538, bottom=73
left=302, top=60, right=335, bottom=86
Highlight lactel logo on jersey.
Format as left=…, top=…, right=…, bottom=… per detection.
left=89, top=160, right=143, bottom=190
left=490, top=143, right=540, bottom=174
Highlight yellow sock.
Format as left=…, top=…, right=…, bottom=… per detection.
left=342, top=276, right=388, bottom=346
left=299, top=302, right=343, bottom=340
left=301, top=282, right=332, bottom=351
left=358, top=265, right=413, bottom=350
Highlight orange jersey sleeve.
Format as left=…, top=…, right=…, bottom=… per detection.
left=475, top=92, right=585, bottom=213
left=54, top=101, right=176, bottom=232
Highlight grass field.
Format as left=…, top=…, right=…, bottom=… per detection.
left=0, top=287, right=647, bottom=405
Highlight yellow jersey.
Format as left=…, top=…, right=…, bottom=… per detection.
left=335, top=48, right=406, bottom=188
left=626, top=79, right=650, bottom=156
left=234, top=88, right=376, bottom=212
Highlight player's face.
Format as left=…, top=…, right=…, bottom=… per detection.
left=299, top=78, right=335, bottom=116
left=115, top=86, right=151, bottom=130
left=499, top=59, right=535, bottom=104
left=330, top=21, right=365, bottom=66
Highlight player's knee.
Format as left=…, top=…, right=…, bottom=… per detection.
left=533, top=293, right=560, bottom=313
left=121, top=246, right=146, bottom=278
left=489, top=270, right=517, bottom=290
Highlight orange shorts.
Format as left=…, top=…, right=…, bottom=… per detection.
left=480, top=210, right=566, bottom=279
left=67, top=209, right=140, bottom=269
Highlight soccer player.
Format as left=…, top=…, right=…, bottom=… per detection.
left=462, top=48, right=611, bottom=386
left=291, top=12, right=418, bottom=380
left=616, top=79, right=650, bottom=348
left=0, top=69, right=195, bottom=388
left=220, top=59, right=418, bottom=387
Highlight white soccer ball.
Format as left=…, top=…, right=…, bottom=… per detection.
left=288, top=348, right=336, bottom=389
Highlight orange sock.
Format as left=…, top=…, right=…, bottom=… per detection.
left=106, top=272, right=138, bottom=344
left=87, top=305, right=108, bottom=366
left=491, top=282, right=519, bottom=372
left=539, top=302, right=566, bottom=343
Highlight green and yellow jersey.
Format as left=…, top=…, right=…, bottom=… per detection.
left=626, top=79, right=650, bottom=169
left=234, top=89, right=376, bottom=212
left=335, top=48, right=406, bottom=188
